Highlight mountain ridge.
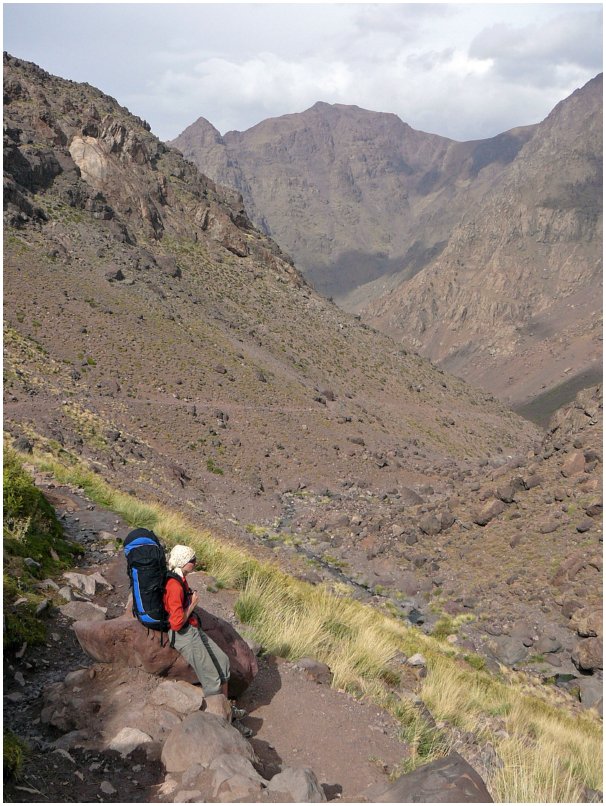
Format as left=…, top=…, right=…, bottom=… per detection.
left=172, top=76, right=602, bottom=409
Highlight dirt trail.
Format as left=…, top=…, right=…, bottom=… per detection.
left=4, top=473, right=408, bottom=802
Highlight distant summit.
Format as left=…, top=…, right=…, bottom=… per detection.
left=171, top=76, right=602, bottom=408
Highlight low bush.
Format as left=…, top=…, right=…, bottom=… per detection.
left=3, top=448, right=82, bottom=648
left=3, top=731, right=28, bottom=778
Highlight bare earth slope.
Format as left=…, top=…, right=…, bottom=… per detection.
left=4, top=53, right=538, bottom=537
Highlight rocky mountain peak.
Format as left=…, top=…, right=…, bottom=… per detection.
left=173, top=74, right=602, bottom=413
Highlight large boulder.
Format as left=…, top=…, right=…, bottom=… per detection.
left=73, top=613, right=197, bottom=683
left=197, top=607, right=259, bottom=697
left=362, top=752, right=493, bottom=802
left=572, top=638, right=603, bottom=672
left=161, top=712, right=255, bottom=773
left=570, top=608, right=602, bottom=638
left=73, top=607, right=258, bottom=696
left=489, top=636, right=528, bottom=666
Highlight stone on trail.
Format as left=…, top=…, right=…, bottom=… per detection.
left=204, top=693, right=232, bottom=721
left=173, top=790, right=203, bottom=803
left=73, top=606, right=257, bottom=696
left=108, top=726, right=153, bottom=756
left=209, top=753, right=266, bottom=800
left=267, top=767, right=327, bottom=803
left=295, top=657, right=333, bottom=685
left=161, top=712, right=255, bottom=773
left=60, top=601, right=107, bottom=622
left=362, top=752, right=493, bottom=802
left=63, top=572, right=98, bottom=596
left=149, top=680, right=205, bottom=715
left=100, top=781, right=116, bottom=795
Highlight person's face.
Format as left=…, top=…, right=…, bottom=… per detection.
left=183, top=556, right=196, bottom=575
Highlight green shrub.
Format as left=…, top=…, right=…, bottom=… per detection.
left=3, top=731, right=28, bottom=778
left=206, top=458, right=224, bottom=475
left=3, top=448, right=81, bottom=647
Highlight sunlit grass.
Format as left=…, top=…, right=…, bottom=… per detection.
left=22, top=445, right=604, bottom=799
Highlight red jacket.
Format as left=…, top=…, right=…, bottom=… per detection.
left=163, top=575, right=200, bottom=631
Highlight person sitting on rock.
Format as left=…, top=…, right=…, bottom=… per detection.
left=164, top=544, right=251, bottom=736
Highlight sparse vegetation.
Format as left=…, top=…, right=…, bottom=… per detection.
left=206, top=458, right=224, bottom=475
left=3, top=448, right=81, bottom=648
left=14, top=446, right=603, bottom=801
left=3, top=731, right=28, bottom=779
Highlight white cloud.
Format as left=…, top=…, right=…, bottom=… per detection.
left=470, top=10, right=603, bottom=84
left=4, top=3, right=603, bottom=143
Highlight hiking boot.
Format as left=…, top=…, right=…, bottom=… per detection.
left=233, top=721, right=253, bottom=739
left=231, top=705, right=247, bottom=720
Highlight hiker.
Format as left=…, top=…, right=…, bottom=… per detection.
left=163, top=544, right=251, bottom=735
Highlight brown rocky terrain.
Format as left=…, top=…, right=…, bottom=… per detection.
left=4, top=53, right=538, bottom=532
left=3, top=54, right=603, bottom=802
left=172, top=76, right=602, bottom=410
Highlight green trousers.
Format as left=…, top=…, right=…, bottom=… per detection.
left=170, top=624, right=230, bottom=695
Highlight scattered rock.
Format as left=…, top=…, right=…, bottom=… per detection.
left=12, top=436, right=33, bottom=453
left=572, top=638, right=603, bottom=672
left=161, top=712, right=255, bottom=773
left=473, top=499, right=505, bottom=526
left=561, top=452, right=586, bottom=477
left=108, top=726, right=154, bottom=756
left=268, top=767, right=327, bottom=802
left=149, top=680, right=205, bottom=715
left=490, top=636, right=528, bottom=666
left=362, top=752, right=493, bottom=802
left=577, top=677, right=603, bottom=712
left=570, top=608, right=602, bottom=638
left=419, top=514, right=441, bottom=536
left=60, top=601, right=107, bottom=622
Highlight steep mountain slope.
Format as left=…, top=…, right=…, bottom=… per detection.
left=171, top=104, right=535, bottom=300
left=172, top=78, right=602, bottom=409
left=364, top=74, right=603, bottom=409
left=4, top=59, right=602, bottom=800
left=3, top=54, right=539, bottom=536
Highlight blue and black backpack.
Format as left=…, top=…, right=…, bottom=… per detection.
left=124, top=527, right=176, bottom=634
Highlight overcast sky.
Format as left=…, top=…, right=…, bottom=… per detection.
left=3, top=3, right=603, bottom=142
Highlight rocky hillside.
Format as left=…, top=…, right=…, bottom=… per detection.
left=364, top=74, right=603, bottom=409
left=3, top=53, right=538, bottom=536
left=172, top=77, right=602, bottom=409
left=171, top=104, right=535, bottom=301
left=3, top=54, right=602, bottom=804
